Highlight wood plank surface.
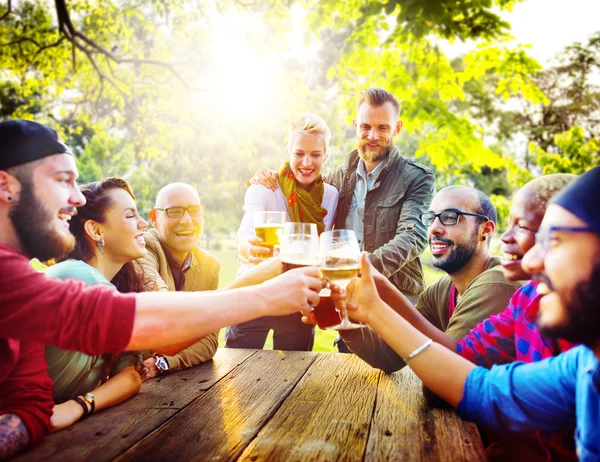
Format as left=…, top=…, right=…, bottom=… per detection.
left=238, top=353, right=380, bottom=462
left=16, top=348, right=255, bottom=462
left=115, top=350, right=318, bottom=462
left=365, top=368, right=486, bottom=461
left=17, top=407, right=177, bottom=462
left=16, top=350, right=486, bottom=462
left=130, top=348, right=257, bottom=409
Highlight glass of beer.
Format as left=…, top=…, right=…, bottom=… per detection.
left=253, top=211, right=285, bottom=258
left=313, top=287, right=342, bottom=329
left=319, top=229, right=362, bottom=330
left=280, top=222, right=320, bottom=271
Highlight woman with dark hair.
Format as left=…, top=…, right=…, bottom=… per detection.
left=45, top=177, right=148, bottom=431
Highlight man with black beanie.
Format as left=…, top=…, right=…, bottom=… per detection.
left=0, top=120, right=322, bottom=457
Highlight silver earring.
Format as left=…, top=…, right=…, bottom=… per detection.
left=96, top=238, right=105, bottom=255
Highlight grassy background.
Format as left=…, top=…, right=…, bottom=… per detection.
left=208, top=241, right=444, bottom=353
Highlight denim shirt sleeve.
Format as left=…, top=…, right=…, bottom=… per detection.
left=458, top=349, right=579, bottom=434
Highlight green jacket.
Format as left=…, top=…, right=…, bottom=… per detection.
left=328, top=148, right=435, bottom=296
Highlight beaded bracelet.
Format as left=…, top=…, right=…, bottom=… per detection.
left=402, top=339, right=433, bottom=363
left=73, top=396, right=89, bottom=418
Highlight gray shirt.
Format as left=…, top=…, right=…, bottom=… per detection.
left=344, top=159, right=386, bottom=250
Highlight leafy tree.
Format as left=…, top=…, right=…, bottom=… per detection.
left=531, top=126, right=600, bottom=175
left=309, top=0, right=523, bottom=42
left=2, top=0, right=585, bottom=240
left=457, top=32, right=600, bottom=174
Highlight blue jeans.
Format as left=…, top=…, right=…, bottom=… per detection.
left=225, top=312, right=315, bottom=351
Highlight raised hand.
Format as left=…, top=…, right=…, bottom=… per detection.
left=263, top=266, right=321, bottom=316
left=340, top=251, right=384, bottom=325
left=249, top=168, right=278, bottom=191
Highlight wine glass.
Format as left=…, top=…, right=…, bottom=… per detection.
left=253, top=211, right=285, bottom=258
left=280, top=222, right=320, bottom=271
left=319, top=229, right=362, bottom=330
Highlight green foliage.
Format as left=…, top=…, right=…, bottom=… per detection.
left=531, top=127, right=600, bottom=175
left=308, top=0, right=522, bottom=42
left=0, top=0, right=596, bottom=243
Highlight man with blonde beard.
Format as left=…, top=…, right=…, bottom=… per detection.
left=252, top=89, right=435, bottom=352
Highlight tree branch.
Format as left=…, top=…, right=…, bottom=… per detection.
left=53, top=0, right=202, bottom=91
left=0, top=0, right=12, bottom=21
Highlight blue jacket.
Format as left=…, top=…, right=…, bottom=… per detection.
left=458, top=345, right=599, bottom=461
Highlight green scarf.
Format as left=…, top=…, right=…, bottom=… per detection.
left=279, top=161, right=328, bottom=234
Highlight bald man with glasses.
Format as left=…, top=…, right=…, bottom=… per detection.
left=138, top=183, right=220, bottom=380
left=339, top=186, right=522, bottom=388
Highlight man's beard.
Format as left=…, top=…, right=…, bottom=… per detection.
left=538, top=257, right=600, bottom=348
left=431, top=233, right=478, bottom=274
left=9, top=177, right=76, bottom=261
left=357, top=138, right=392, bottom=163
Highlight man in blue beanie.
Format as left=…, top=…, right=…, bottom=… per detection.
left=330, top=166, right=600, bottom=460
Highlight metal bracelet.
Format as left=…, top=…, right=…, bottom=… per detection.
left=402, top=339, right=433, bottom=363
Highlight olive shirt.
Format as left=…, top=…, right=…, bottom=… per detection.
left=342, top=256, right=523, bottom=374
left=44, top=260, right=139, bottom=404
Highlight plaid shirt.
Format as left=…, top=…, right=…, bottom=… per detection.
left=457, top=281, right=578, bottom=460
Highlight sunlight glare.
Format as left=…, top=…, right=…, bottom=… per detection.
left=193, top=13, right=284, bottom=123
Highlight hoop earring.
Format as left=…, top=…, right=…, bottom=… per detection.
left=96, top=238, right=105, bottom=255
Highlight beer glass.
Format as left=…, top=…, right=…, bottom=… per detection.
left=319, top=229, right=361, bottom=330
left=313, top=286, right=342, bottom=329
left=280, top=222, right=320, bottom=271
left=253, top=211, right=285, bottom=258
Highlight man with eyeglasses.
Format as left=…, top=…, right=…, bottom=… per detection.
left=138, top=182, right=220, bottom=380
left=340, top=186, right=521, bottom=389
left=332, top=168, right=600, bottom=460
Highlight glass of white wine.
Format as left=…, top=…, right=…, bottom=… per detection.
left=319, top=229, right=362, bottom=330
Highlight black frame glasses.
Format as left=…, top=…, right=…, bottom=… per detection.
left=535, top=225, right=594, bottom=257
left=155, top=205, right=205, bottom=219
left=420, top=210, right=489, bottom=227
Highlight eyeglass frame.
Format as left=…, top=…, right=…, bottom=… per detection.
left=535, top=225, right=595, bottom=257
left=154, top=205, right=206, bottom=219
left=420, top=209, right=490, bottom=227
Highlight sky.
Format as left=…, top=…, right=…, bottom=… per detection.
left=447, top=0, right=600, bottom=65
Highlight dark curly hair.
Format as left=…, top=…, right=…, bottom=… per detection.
left=59, top=177, right=146, bottom=293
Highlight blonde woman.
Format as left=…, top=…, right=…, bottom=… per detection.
left=228, top=113, right=338, bottom=351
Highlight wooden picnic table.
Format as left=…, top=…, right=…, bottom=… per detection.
left=19, top=348, right=485, bottom=461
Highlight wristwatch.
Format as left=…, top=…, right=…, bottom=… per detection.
left=153, top=354, right=170, bottom=374
left=83, top=392, right=95, bottom=415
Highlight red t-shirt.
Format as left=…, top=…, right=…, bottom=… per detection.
left=0, top=244, right=136, bottom=446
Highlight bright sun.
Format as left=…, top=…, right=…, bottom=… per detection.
left=192, top=12, right=286, bottom=122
